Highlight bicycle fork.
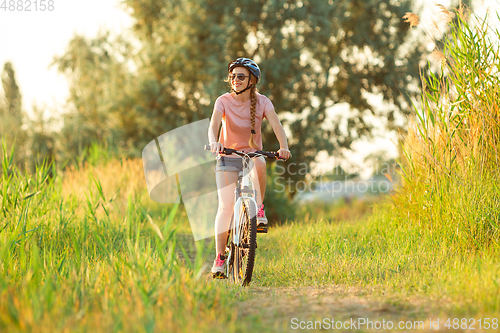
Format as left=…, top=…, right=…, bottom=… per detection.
left=232, top=157, right=258, bottom=246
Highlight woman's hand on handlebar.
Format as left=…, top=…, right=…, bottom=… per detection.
left=277, top=148, right=291, bottom=160
left=210, top=142, right=224, bottom=154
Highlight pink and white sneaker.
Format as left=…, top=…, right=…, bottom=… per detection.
left=211, top=253, right=226, bottom=278
left=257, top=204, right=268, bottom=226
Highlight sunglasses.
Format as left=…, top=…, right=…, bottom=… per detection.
left=228, top=73, right=249, bottom=81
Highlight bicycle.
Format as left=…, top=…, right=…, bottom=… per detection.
left=205, top=145, right=284, bottom=286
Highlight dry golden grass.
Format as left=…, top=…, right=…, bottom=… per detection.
left=403, top=96, right=499, bottom=181
left=402, top=1, right=500, bottom=180
left=397, top=4, right=500, bottom=249
left=435, top=4, right=454, bottom=24
left=429, top=50, right=446, bottom=64
left=61, top=158, right=148, bottom=218
left=403, top=12, right=419, bottom=28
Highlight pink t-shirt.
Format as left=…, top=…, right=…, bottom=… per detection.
left=214, top=92, right=274, bottom=152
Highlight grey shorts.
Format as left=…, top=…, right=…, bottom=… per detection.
left=214, top=156, right=243, bottom=172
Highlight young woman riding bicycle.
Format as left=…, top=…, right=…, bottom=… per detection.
left=208, top=58, right=291, bottom=276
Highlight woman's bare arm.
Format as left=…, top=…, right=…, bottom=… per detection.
left=266, top=109, right=291, bottom=158
left=208, top=110, right=223, bottom=153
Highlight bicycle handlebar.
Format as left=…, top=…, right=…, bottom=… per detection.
left=204, top=145, right=285, bottom=160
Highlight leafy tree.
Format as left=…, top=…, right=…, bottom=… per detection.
left=129, top=0, right=423, bottom=193
left=319, top=165, right=359, bottom=182
left=55, top=0, right=424, bottom=195
left=0, top=62, right=27, bottom=167
left=26, top=105, right=57, bottom=170
left=52, top=32, right=138, bottom=160
left=364, top=151, right=398, bottom=178
left=1, top=62, right=22, bottom=128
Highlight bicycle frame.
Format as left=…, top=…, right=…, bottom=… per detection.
left=204, top=145, right=282, bottom=284
left=232, top=155, right=258, bottom=247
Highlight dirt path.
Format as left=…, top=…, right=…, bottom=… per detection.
left=198, top=233, right=458, bottom=332
left=237, top=285, right=453, bottom=332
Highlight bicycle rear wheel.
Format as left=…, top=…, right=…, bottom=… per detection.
left=232, top=199, right=257, bottom=286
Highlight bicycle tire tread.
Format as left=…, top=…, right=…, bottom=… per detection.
left=242, top=202, right=257, bottom=286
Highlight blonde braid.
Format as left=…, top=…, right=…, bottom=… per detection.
left=249, top=85, right=259, bottom=148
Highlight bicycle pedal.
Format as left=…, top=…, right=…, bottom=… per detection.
left=256, top=225, right=268, bottom=233
left=212, top=272, right=227, bottom=279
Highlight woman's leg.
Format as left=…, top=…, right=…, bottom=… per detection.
left=215, top=170, right=238, bottom=255
left=250, top=156, right=267, bottom=207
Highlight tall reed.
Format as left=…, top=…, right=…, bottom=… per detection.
left=397, top=5, right=500, bottom=251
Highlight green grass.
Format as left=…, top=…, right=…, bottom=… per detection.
left=1, top=146, right=499, bottom=332
left=2, top=7, right=500, bottom=332
left=0, top=148, right=246, bottom=333
left=254, top=205, right=500, bottom=317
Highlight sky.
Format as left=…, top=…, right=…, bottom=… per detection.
left=0, top=0, right=498, bottom=178
left=0, top=0, right=133, bottom=115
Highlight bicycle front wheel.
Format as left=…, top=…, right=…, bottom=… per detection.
left=232, top=199, right=257, bottom=286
